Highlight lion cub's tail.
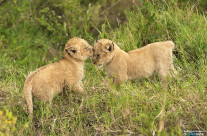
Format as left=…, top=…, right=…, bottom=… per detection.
left=23, top=80, right=33, bottom=118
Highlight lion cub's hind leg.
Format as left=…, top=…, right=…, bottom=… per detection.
left=155, top=52, right=172, bottom=81
left=155, top=59, right=172, bottom=88
left=157, top=65, right=171, bottom=81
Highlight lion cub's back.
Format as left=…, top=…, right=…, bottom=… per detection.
left=128, top=41, right=174, bottom=59
left=25, top=62, right=65, bottom=100
left=127, top=46, right=155, bottom=79
left=126, top=41, right=174, bottom=79
left=147, top=41, right=174, bottom=62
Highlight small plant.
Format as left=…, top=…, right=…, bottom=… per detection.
left=0, top=108, right=17, bottom=135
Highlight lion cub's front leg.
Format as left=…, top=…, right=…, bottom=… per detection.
left=103, top=74, right=128, bottom=86
left=66, top=80, right=84, bottom=94
left=114, top=75, right=128, bottom=86
left=73, top=82, right=84, bottom=94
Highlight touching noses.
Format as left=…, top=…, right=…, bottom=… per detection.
left=89, top=48, right=93, bottom=55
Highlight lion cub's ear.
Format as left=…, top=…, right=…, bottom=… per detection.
left=65, top=46, right=77, bottom=57
left=104, top=42, right=114, bottom=52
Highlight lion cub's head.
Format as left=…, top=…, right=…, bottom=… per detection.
left=93, top=39, right=115, bottom=68
left=64, top=37, right=93, bottom=61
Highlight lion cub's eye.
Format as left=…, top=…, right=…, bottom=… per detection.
left=71, top=49, right=77, bottom=53
left=97, top=54, right=100, bottom=57
left=84, top=47, right=89, bottom=50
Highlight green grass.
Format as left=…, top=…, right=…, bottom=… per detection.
left=0, top=0, right=207, bottom=135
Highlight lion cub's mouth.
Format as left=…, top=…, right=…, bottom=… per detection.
left=97, top=64, right=103, bottom=69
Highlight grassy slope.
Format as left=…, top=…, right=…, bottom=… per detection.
left=0, top=1, right=207, bottom=135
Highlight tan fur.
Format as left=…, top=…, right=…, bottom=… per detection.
left=23, top=37, right=93, bottom=117
left=93, top=39, right=177, bottom=85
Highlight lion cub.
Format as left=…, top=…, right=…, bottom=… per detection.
left=23, top=37, right=93, bottom=117
left=93, top=39, right=177, bottom=85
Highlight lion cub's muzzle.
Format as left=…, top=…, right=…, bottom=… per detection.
left=92, top=59, right=96, bottom=64
left=92, top=59, right=103, bottom=69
